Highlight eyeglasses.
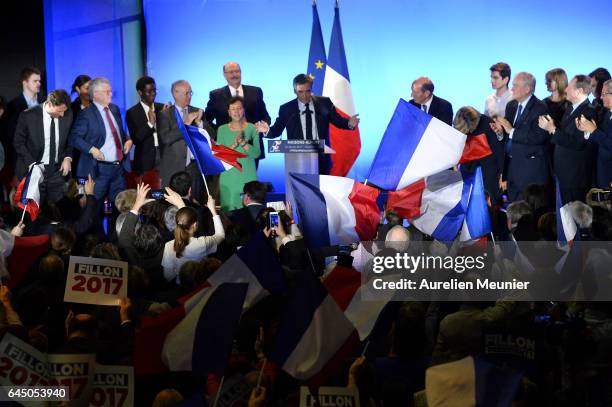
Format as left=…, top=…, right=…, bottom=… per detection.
left=175, top=90, right=193, bottom=96
left=96, top=89, right=113, bottom=95
left=603, top=92, right=612, bottom=96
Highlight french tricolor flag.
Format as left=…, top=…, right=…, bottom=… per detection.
left=175, top=108, right=246, bottom=175
left=322, top=4, right=361, bottom=177
left=289, top=173, right=380, bottom=247
left=134, top=282, right=247, bottom=375
left=270, top=264, right=391, bottom=383
left=555, top=178, right=578, bottom=246
left=14, top=163, right=45, bottom=221
left=207, top=231, right=288, bottom=310
left=387, top=170, right=474, bottom=241
left=368, top=100, right=490, bottom=191
left=459, top=166, right=492, bottom=242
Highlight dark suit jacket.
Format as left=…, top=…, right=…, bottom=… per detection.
left=264, top=96, right=351, bottom=174
left=503, top=96, right=551, bottom=196
left=157, top=105, right=215, bottom=186
left=69, top=103, right=130, bottom=177
left=228, top=203, right=265, bottom=234
left=587, top=109, right=612, bottom=188
left=3, top=94, right=45, bottom=165
left=205, top=85, right=270, bottom=128
left=126, top=102, right=164, bottom=172
left=460, top=115, right=504, bottom=200
left=13, top=104, right=73, bottom=179
left=409, top=95, right=453, bottom=125
left=552, top=99, right=597, bottom=188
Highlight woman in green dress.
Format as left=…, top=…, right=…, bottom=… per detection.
left=217, top=96, right=261, bottom=211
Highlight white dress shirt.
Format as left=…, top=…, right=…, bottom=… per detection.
left=229, top=85, right=244, bottom=97
left=140, top=101, right=158, bottom=147
left=484, top=88, right=513, bottom=118
left=93, top=101, right=121, bottom=162
left=298, top=99, right=319, bottom=140
left=41, top=103, right=60, bottom=164
left=508, top=95, right=532, bottom=140
left=24, top=93, right=39, bottom=109
left=420, top=96, right=433, bottom=113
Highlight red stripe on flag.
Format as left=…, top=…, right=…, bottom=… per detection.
left=322, top=265, right=361, bottom=311
left=458, top=133, right=492, bottom=164
left=211, top=144, right=247, bottom=171
left=6, top=235, right=49, bottom=289
left=348, top=181, right=380, bottom=241
left=307, top=329, right=361, bottom=389
left=329, top=108, right=361, bottom=177
left=387, top=179, right=427, bottom=219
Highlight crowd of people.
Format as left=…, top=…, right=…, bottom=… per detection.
left=0, top=61, right=609, bottom=406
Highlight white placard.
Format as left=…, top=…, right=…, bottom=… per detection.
left=64, top=256, right=128, bottom=306
left=299, top=386, right=360, bottom=407
left=47, top=353, right=96, bottom=407
left=90, top=364, right=134, bottom=407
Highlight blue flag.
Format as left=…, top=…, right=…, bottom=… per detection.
left=460, top=166, right=492, bottom=241
left=307, top=1, right=327, bottom=95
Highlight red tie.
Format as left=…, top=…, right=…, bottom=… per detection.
left=103, top=107, right=123, bottom=161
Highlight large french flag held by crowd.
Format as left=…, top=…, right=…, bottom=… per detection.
left=387, top=170, right=473, bottom=241
left=175, top=108, right=246, bottom=175
left=322, top=4, right=361, bottom=177
left=14, top=163, right=45, bottom=221
left=289, top=173, right=380, bottom=247
left=367, top=100, right=492, bottom=191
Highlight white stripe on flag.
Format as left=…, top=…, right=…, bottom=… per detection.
left=322, top=66, right=356, bottom=115
left=26, top=164, right=45, bottom=204
left=411, top=177, right=464, bottom=236
left=207, top=255, right=268, bottom=310
left=320, top=176, right=359, bottom=245
left=397, top=118, right=467, bottom=189
left=282, top=295, right=354, bottom=380
left=162, top=286, right=217, bottom=371
left=560, top=204, right=577, bottom=242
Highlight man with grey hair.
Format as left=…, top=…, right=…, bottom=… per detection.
left=492, top=72, right=550, bottom=201
left=505, top=200, right=533, bottom=233
left=577, top=78, right=612, bottom=188
left=385, top=225, right=411, bottom=252
left=70, top=78, right=132, bottom=202
left=539, top=74, right=597, bottom=202
left=158, top=80, right=216, bottom=202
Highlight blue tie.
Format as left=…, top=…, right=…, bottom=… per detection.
left=506, top=104, right=523, bottom=156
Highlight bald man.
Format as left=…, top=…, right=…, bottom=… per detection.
left=206, top=62, right=270, bottom=167
left=409, top=76, right=453, bottom=125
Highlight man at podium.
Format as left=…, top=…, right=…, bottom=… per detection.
left=255, top=74, right=359, bottom=175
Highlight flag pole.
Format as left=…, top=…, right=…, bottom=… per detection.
left=256, top=358, right=267, bottom=388
left=212, top=375, right=225, bottom=407
left=489, top=232, right=496, bottom=245
left=20, top=205, right=27, bottom=224
left=201, top=173, right=211, bottom=199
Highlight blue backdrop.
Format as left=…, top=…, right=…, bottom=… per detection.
left=46, top=0, right=612, bottom=193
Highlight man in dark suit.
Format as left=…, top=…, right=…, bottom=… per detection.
left=69, top=78, right=132, bottom=203
left=577, top=78, right=612, bottom=188
left=13, top=90, right=73, bottom=203
left=256, top=74, right=359, bottom=174
left=158, top=80, right=216, bottom=202
left=125, top=76, right=164, bottom=188
left=2, top=67, right=45, bottom=187
left=206, top=62, right=271, bottom=168
left=492, top=72, right=551, bottom=202
left=228, top=180, right=267, bottom=234
left=539, top=75, right=597, bottom=203
left=409, top=77, right=453, bottom=125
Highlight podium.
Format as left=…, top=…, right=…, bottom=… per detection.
left=267, top=140, right=334, bottom=215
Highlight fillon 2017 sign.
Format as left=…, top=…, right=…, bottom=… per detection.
left=64, top=256, right=128, bottom=306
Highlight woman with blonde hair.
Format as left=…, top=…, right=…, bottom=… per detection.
left=454, top=106, right=504, bottom=201
left=161, top=194, right=224, bottom=283
left=544, top=68, right=569, bottom=127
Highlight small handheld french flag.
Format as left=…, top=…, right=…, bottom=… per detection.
left=14, top=163, right=45, bottom=221
left=174, top=108, right=246, bottom=175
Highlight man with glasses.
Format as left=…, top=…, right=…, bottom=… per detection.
left=158, top=79, right=216, bottom=202
left=126, top=76, right=164, bottom=188
left=206, top=62, right=271, bottom=167
left=70, top=77, right=132, bottom=202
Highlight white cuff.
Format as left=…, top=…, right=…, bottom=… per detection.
left=584, top=132, right=591, bottom=140
left=508, top=129, right=515, bottom=140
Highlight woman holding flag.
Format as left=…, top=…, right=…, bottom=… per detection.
left=217, top=96, right=261, bottom=211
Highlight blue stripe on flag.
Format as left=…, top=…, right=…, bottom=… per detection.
left=307, top=3, right=326, bottom=95
left=367, top=99, right=432, bottom=190
left=237, top=232, right=288, bottom=294
left=464, top=166, right=492, bottom=239
left=327, top=6, right=350, bottom=81
left=431, top=171, right=474, bottom=241
left=269, top=272, right=328, bottom=366
left=191, top=283, right=248, bottom=375
left=289, top=173, right=331, bottom=247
